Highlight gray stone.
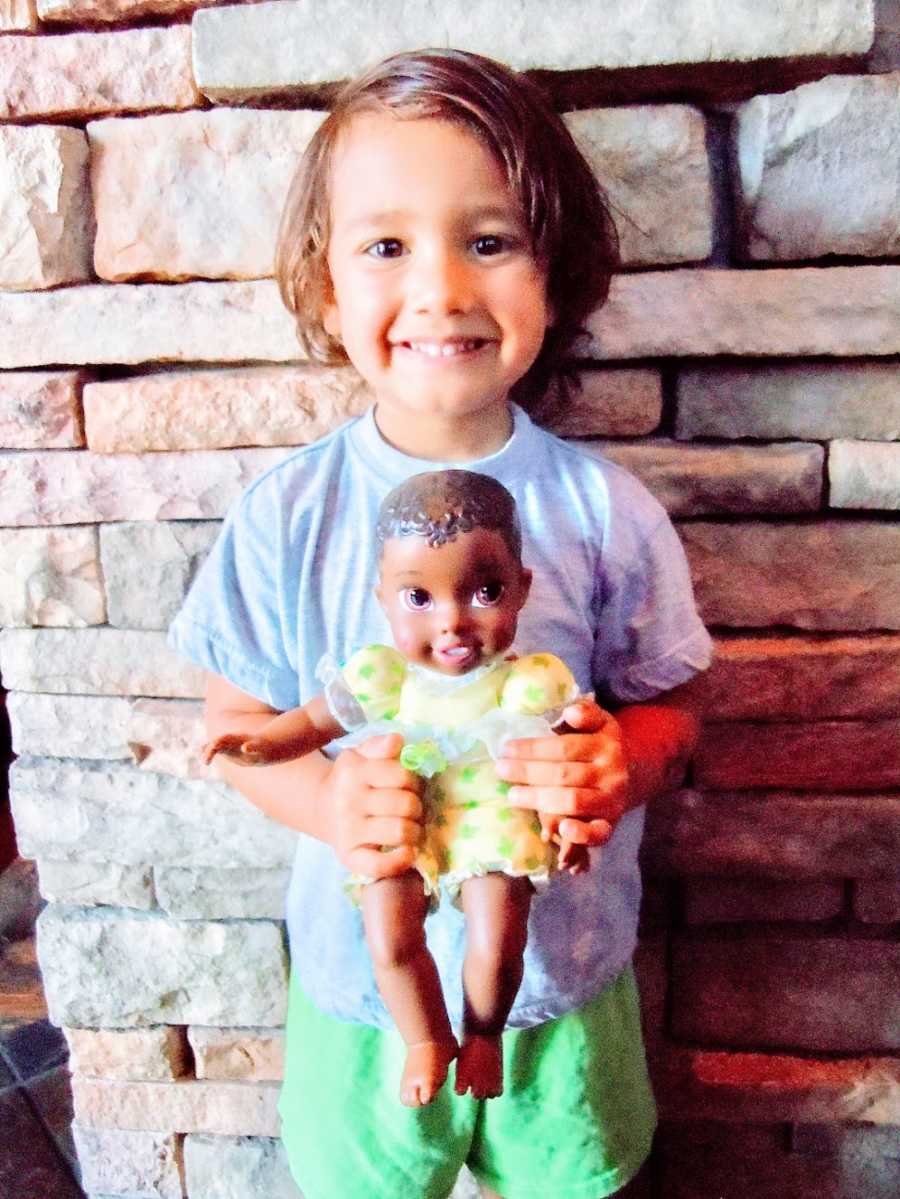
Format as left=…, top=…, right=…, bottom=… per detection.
left=1, top=0, right=37, bottom=29
left=0, top=527, right=105, bottom=627
left=127, top=699, right=207, bottom=779
left=564, top=106, right=712, bottom=266
left=829, top=440, right=900, bottom=508
left=11, top=757, right=297, bottom=868
left=192, top=0, right=874, bottom=101
left=184, top=1134, right=299, bottom=1198
left=736, top=73, right=900, bottom=261
left=0, top=281, right=299, bottom=369
left=8, top=693, right=133, bottom=760
left=73, top=1126, right=182, bottom=1199
left=0, top=628, right=205, bottom=696
left=154, top=867, right=290, bottom=919
left=541, top=368, right=662, bottom=437
left=676, top=362, right=900, bottom=441
left=73, top=1077, right=282, bottom=1136
left=590, top=439, right=823, bottom=515
left=37, top=860, right=155, bottom=910
left=99, top=522, right=219, bottom=630
left=38, top=905, right=288, bottom=1027
left=38, top=0, right=218, bottom=18
left=681, top=520, right=900, bottom=630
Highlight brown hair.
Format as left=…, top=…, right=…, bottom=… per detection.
left=275, top=48, right=619, bottom=411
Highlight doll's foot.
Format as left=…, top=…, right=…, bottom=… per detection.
left=400, top=1039, right=458, bottom=1107
left=455, top=1034, right=504, bottom=1099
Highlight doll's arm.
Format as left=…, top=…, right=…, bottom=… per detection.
left=203, top=692, right=343, bottom=766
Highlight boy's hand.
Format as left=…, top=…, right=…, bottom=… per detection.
left=497, top=699, right=630, bottom=852
left=320, top=733, right=425, bottom=879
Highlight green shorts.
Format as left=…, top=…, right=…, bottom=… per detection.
left=278, top=967, right=656, bottom=1199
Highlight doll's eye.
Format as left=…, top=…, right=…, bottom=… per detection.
left=401, top=588, right=433, bottom=611
left=366, top=238, right=404, bottom=259
left=472, top=580, right=505, bottom=607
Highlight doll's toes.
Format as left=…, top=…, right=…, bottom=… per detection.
left=400, top=1040, right=457, bottom=1107
left=455, top=1035, right=503, bottom=1100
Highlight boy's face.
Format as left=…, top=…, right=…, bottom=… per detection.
left=377, top=527, right=532, bottom=675
left=323, top=113, right=551, bottom=457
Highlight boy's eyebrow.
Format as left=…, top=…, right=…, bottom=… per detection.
left=341, top=203, right=525, bottom=234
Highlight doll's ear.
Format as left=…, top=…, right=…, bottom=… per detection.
left=518, top=568, right=532, bottom=609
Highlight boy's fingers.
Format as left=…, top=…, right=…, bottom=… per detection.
left=360, top=817, right=424, bottom=848
left=499, top=731, right=609, bottom=762
left=349, top=845, right=418, bottom=879
left=356, top=733, right=406, bottom=759
left=496, top=759, right=615, bottom=787
left=560, top=700, right=610, bottom=733
left=507, top=786, right=624, bottom=818
left=365, top=789, right=424, bottom=821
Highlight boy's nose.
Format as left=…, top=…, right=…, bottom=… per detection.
left=411, top=248, right=472, bottom=315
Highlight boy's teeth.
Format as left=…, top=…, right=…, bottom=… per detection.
left=406, top=340, right=480, bottom=357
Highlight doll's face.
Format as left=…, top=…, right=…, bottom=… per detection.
left=377, top=527, right=531, bottom=675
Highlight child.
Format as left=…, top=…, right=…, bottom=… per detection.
left=203, top=468, right=588, bottom=1107
left=169, top=47, right=712, bottom=1199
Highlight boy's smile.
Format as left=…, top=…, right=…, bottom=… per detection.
left=323, top=114, right=551, bottom=461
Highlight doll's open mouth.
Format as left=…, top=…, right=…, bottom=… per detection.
left=433, top=643, right=479, bottom=670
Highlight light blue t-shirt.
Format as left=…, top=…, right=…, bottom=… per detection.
left=169, top=404, right=712, bottom=1029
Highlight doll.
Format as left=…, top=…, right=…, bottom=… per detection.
left=204, top=470, right=588, bottom=1106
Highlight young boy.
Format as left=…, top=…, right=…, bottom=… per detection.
left=169, top=47, right=712, bottom=1199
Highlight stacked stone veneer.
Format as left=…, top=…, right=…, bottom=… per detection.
left=2, top=2, right=900, bottom=1196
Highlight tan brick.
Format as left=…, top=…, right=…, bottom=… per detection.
left=0, top=528, right=104, bottom=628
left=586, top=266, right=900, bottom=359
left=84, top=365, right=366, bottom=453
left=38, top=0, right=221, bottom=21
left=671, top=936, right=900, bottom=1051
left=684, top=879, right=844, bottom=924
left=90, top=109, right=323, bottom=282
left=853, top=879, right=900, bottom=923
left=188, top=1027, right=284, bottom=1082
left=590, top=439, right=822, bottom=516
left=681, top=521, right=900, bottom=630
left=539, top=369, right=662, bottom=437
left=0, top=281, right=298, bottom=369
left=65, top=1026, right=190, bottom=1081
left=830, top=439, right=900, bottom=508
left=700, top=634, right=900, bottom=720
left=73, top=1077, right=281, bottom=1136
left=644, top=790, right=900, bottom=878
left=0, top=28, right=198, bottom=120
left=73, top=1126, right=183, bottom=1199
left=1, top=0, right=37, bottom=29
left=0, top=447, right=288, bottom=527
left=736, top=73, right=900, bottom=262
left=676, top=362, right=900, bottom=441
left=694, top=720, right=900, bottom=790
left=99, top=523, right=219, bottom=630
left=0, top=371, right=85, bottom=450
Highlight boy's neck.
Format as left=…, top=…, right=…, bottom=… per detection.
left=373, top=403, right=514, bottom=463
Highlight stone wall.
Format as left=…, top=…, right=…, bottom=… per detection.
left=2, top=1, right=899, bottom=1196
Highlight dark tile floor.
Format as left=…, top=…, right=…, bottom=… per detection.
left=0, top=859, right=85, bottom=1199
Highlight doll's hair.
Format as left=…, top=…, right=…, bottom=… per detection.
left=376, top=470, right=522, bottom=562
left=275, top=47, right=619, bottom=411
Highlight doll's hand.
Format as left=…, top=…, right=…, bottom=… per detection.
left=497, top=699, right=630, bottom=853
left=202, top=732, right=274, bottom=766
left=321, top=734, right=425, bottom=879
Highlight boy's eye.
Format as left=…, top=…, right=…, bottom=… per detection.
left=401, top=588, right=433, bottom=611
left=472, top=581, right=505, bottom=608
left=366, top=238, right=404, bottom=259
left=472, top=234, right=508, bottom=257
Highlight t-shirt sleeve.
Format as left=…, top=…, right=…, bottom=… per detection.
left=167, top=479, right=300, bottom=712
left=593, top=513, right=713, bottom=704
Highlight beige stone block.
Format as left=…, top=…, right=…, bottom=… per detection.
left=684, top=879, right=844, bottom=924
left=0, top=371, right=85, bottom=449
left=73, top=1076, right=281, bottom=1135
left=127, top=698, right=207, bottom=779
left=184, top=1134, right=300, bottom=1198
left=12, top=756, right=296, bottom=869
left=564, top=106, right=712, bottom=266
left=0, top=447, right=288, bottom=526
left=854, top=879, right=900, bottom=922
left=154, top=866, right=290, bottom=919
left=702, top=634, right=900, bottom=720
left=590, top=439, right=823, bottom=516
left=1, top=0, right=37, bottom=30
left=0, top=528, right=104, bottom=628
left=66, top=1026, right=189, bottom=1081
left=90, top=109, right=322, bottom=282
left=99, top=522, right=219, bottom=630
left=84, top=365, right=366, bottom=452
left=0, top=628, right=205, bottom=696
left=192, top=1, right=874, bottom=101
left=38, top=905, right=288, bottom=1027
left=676, top=361, right=900, bottom=441
left=73, top=1126, right=183, bottom=1199
left=671, top=936, right=900, bottom=1051
left=0, top=281, right=299, bottom=369
left=644, top=790, right=900, bottom=878
left=188, top=1028, right=284, bottom=1082
left=37, top=859, right=155, bottom=910
left=737, top=73, right=900, bottom=261
left=681, top=520, right=900, bottom=630
left=0, top=28, right=198, bottom=120
left=0, top=125, right=93, bottom=290
left=38, top=0, right=219, bottom=18
left=830, top=439, right=900, bottom=508
left=540, top=368, right=662, bottom=437
left=586, top=266, right=900, bottom=359
left=8, top=693, right=133, bottom=760
left=695, top=719, right=900, bottom=790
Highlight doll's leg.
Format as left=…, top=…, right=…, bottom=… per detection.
left=361, top=872, right=458, bottom=1107
left=455, top=873, right=532, bottom=1100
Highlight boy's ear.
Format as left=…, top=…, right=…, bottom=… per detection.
left=322, top=300, right=341, bottom=341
